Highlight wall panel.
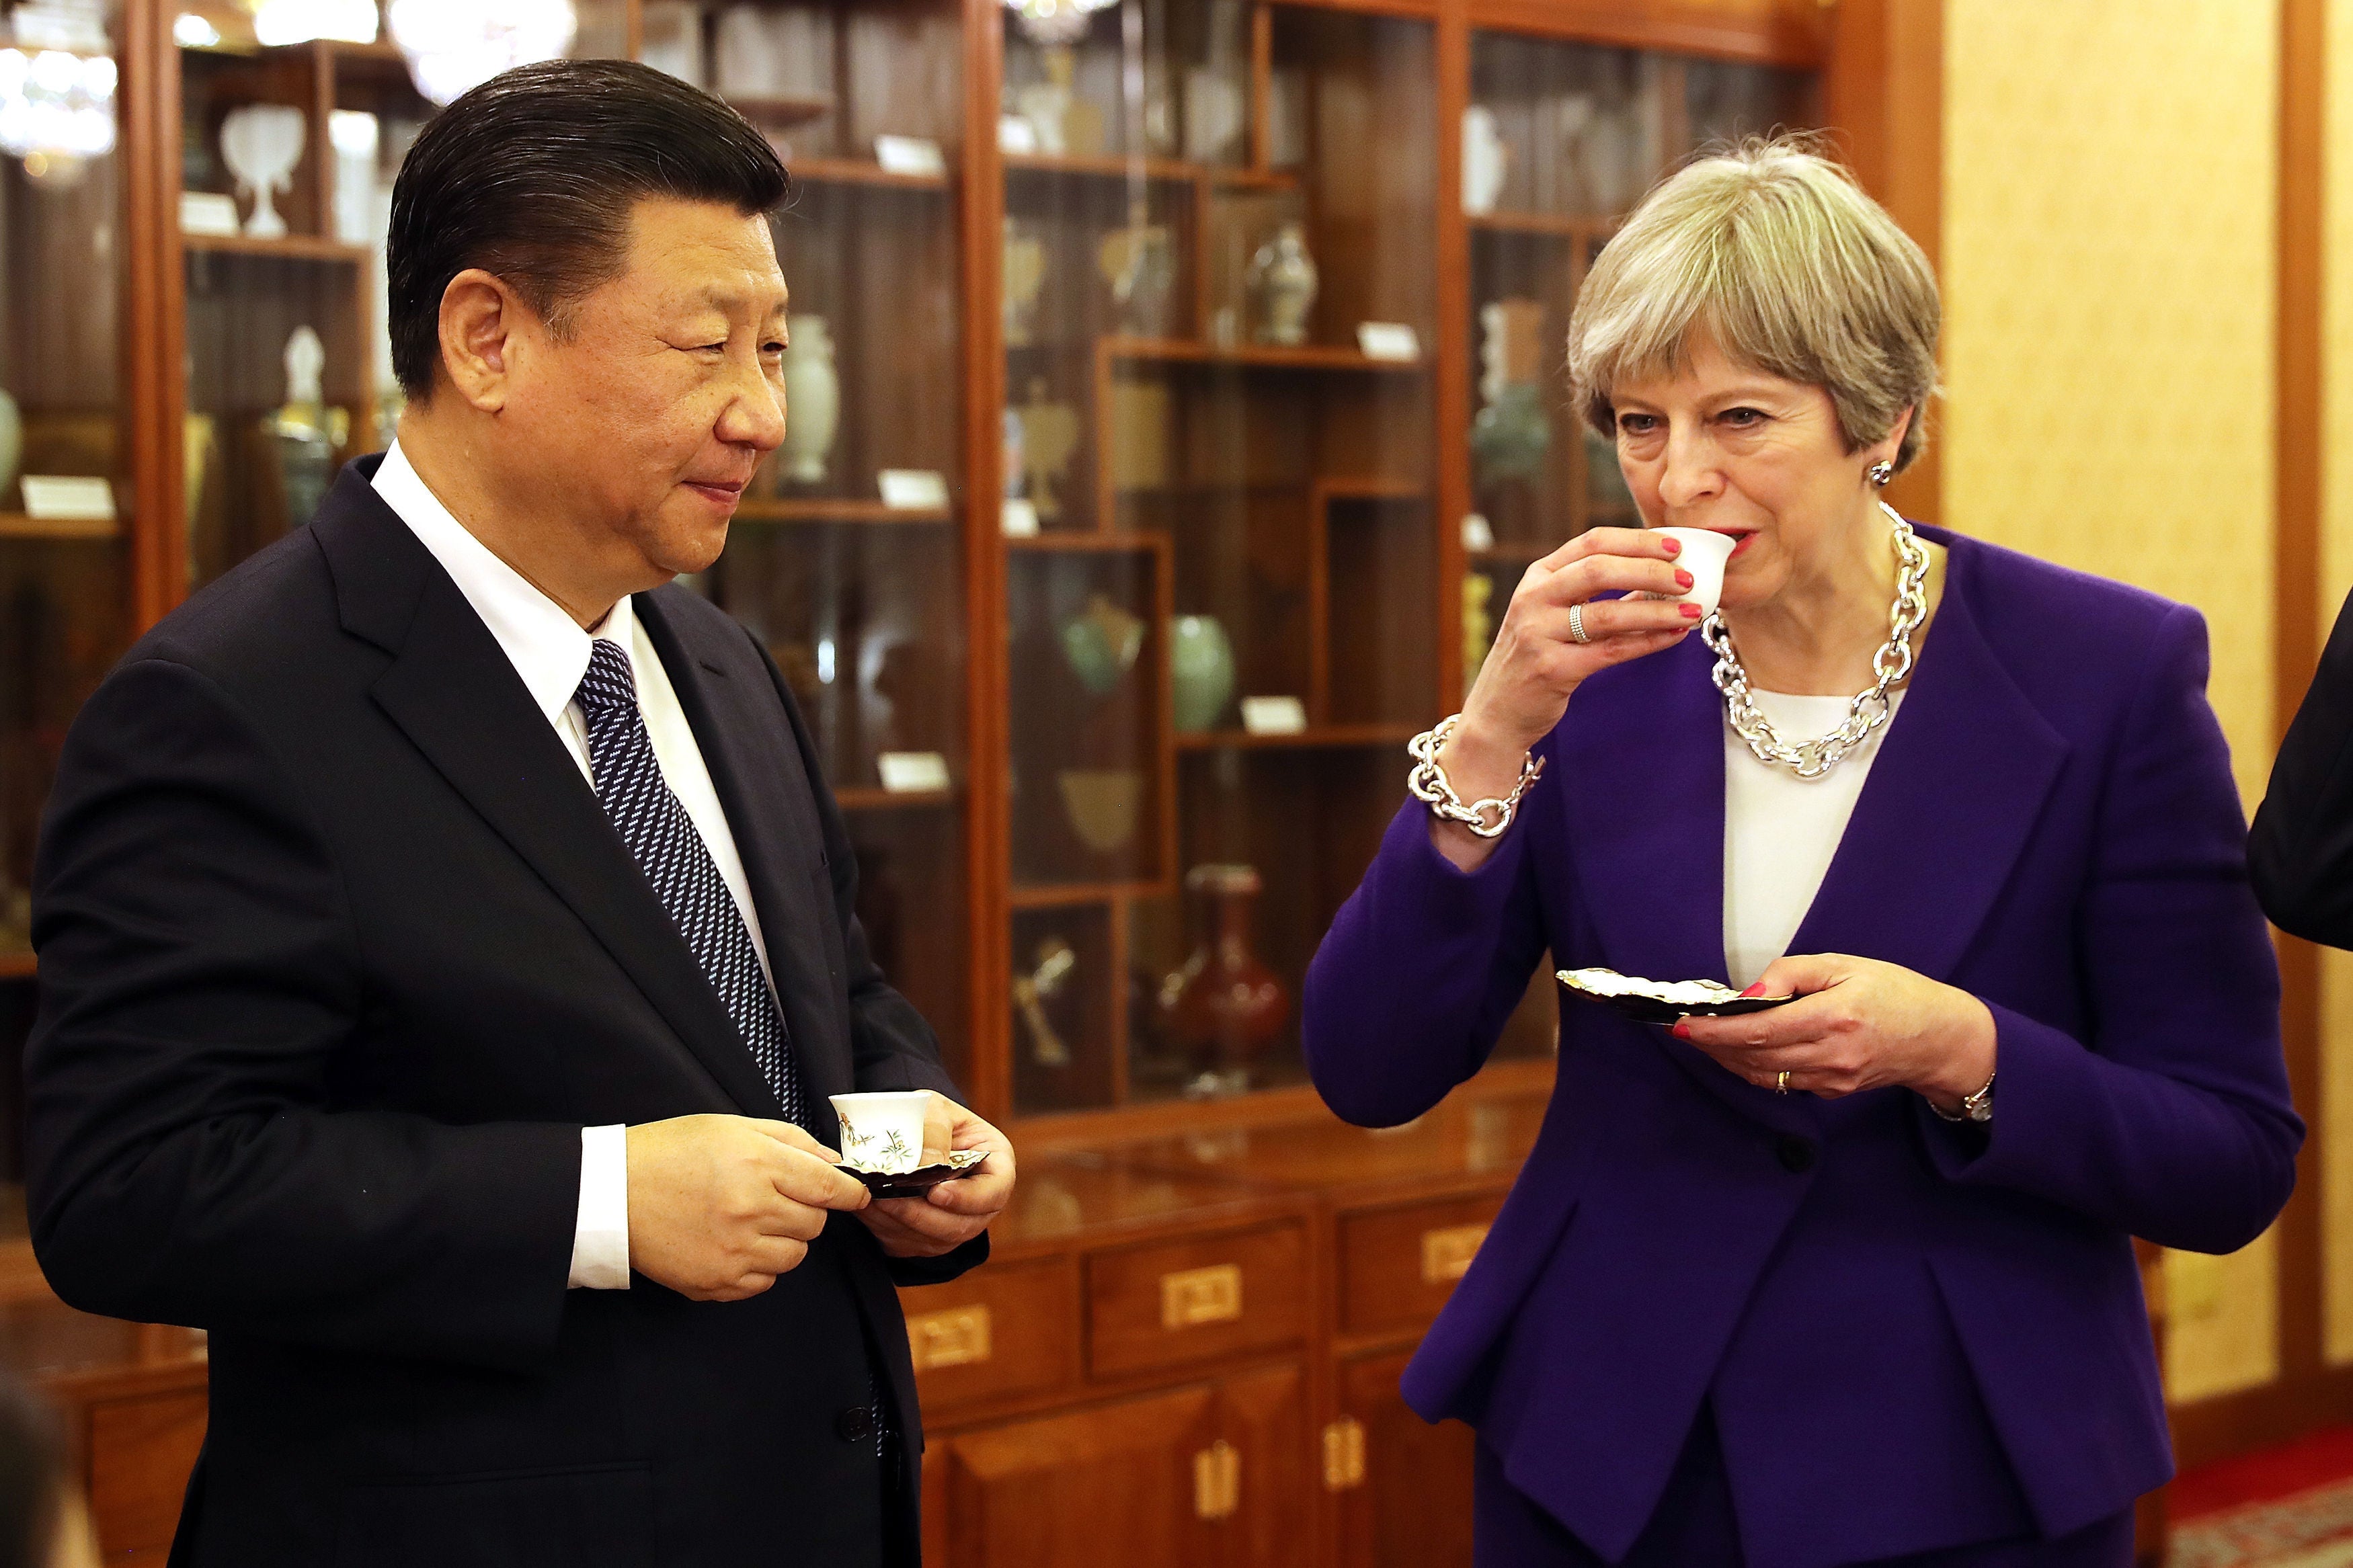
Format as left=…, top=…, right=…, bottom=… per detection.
left=1942, top=0, right=2282, bottom=1401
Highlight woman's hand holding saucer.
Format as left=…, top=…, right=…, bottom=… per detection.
left=1671, top=953, right=1997, bottom=1113
left=1433, top=528, right=1700, bottom=869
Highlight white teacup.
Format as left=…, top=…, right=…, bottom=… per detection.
left=1650, top=527, right=1737, bottom=617
left=828, top=1091, right=934, bottom=1175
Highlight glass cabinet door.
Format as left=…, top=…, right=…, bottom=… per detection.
left=0, top=0, right=132, bottom=976
left=0, top=0, right=132, bottom=1214
left=174, top=0, right=628, bottom=592
left=1000, top=0, right=1438, bottom=1115
left=1458, top=29, right=1817, bottom=1061
left=692, top=0, right=973, bottom=1084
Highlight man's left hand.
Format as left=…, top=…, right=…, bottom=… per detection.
left=854, top=1091, right=1016, bottom=1259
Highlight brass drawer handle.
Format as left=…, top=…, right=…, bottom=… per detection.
left=1421, top=1223, right=1489, bottom=1285
left=1193, top=1440, right=1241, bottom=1520
left=906, top=1304, right=993, bottom=1372
left=1322, top=1418, right=1366, bottom=1491
left=1160, top=1263, right=1243, bottom=1329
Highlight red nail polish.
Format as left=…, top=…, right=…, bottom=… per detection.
left=1679, top=603, right=1702, bottom=619
left=1740, top=982, right=1767, bottom=997
left=1675, top=570, right=1694, bottom=589
left=1671, top=1020, right=1692, bottom=1040
left=1661, top=536, right=1682, bottom=556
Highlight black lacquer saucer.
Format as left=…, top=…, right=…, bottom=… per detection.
left=1556, top=966, right=1797, bottom=1028
left=836, top=1147, right=988, bottom=1200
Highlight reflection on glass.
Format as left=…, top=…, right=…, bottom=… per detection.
left=0, top=0, right=127, bottom=968
left=696, top=0, right=971, bottom=1087
left=1003, top=3, right=1438, bottom=1116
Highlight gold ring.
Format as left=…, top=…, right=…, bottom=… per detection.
left=1776, top=1070, right=1791, bottom=1095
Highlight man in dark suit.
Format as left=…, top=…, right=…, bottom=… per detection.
left=23, top=59, right=1011, bottom=1567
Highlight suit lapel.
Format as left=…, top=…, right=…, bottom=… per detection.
left=635, top=593, right=854, bottom=1130
left=313, top=470, right=781, bottom=1117
left=1784, top=534, right=2069, bottom=978
left=1558, top=637, right=1819, bottom=1136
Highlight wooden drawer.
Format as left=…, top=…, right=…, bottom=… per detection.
left=1086, top=1223, right=1308, bottom=1381
left=900, top=1255, right=1080, bottom=1414
left=1338, top=1193, right=1504, bottom=1338
left=87, top=1389, right=206, bottom=1557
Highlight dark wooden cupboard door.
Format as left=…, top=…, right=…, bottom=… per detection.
left=1334, top=1349, right=1476, bottom=1568
left=928, top=1362, right=1310, bottom=1568
left=1222, top=1360, right=1310, bottom=1567
left=932, top=1382, right=1223, bottom=1568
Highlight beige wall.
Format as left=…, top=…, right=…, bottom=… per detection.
left=2324, top=0, right=2353, bottom=1368
left=1942, top=0, right=2282, bottom=1401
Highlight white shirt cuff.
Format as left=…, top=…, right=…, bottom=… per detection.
left=568, top=1124, right=631, bottom=1290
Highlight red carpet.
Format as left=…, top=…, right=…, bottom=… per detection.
left=2169, top=1428, right=2353, bottom=1567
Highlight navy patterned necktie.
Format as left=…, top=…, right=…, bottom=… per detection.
left=574, top=638, right=805, bottom=1124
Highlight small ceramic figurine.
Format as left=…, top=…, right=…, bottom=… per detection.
left=778, top=314, right=838, bottom=485
left=1462, top=105, right=1508, bottom=214
left=264, top=327, right=348, bottom=528
left=1003, top=218, right=1048, bottom=347
left=1099, top=218, right=1176, bottom=337
left=1015, top=379, right=1080, bottom=520
left=1246, top=221, right=1318, bottom=347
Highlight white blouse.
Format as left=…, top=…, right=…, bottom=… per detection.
left=1722, top=688, right=1908, bottom=990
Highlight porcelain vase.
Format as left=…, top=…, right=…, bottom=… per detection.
left=780, top=315, right=839, bottom=485
left=1247, top=222, right=1318, bottom=347
left=1161, top=864, right=1290, bottom=1091
left=1169, top=614, right=1236, bottom=733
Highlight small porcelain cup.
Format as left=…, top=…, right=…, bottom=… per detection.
left=828, top=1091, right=934, bottom=1175
left=1649, top=528, right=1736, bottom=617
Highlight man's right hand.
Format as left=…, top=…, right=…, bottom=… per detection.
left=625, top=1115, right=871, bottom=1301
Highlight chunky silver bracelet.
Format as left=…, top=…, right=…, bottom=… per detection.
left=1406, top=715, right=1546, bottom=839
left=1927, top=1070, right=1996, bottom=1124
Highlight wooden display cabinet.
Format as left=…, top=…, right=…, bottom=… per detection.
left=0, top=3, right=2038, bottom=1563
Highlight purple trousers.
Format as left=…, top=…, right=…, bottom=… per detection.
left=1473, top=1407, right=2136, bottom=1568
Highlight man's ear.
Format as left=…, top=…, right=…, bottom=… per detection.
left=438, top=268, right=528, bottom=413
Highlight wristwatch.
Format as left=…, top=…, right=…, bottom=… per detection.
left=1929, top=1071, right=1996, bottom=1125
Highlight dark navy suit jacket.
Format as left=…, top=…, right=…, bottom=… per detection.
left=26, top=459, right=981, bottom=1567
left=1303, top=527, right=2299, bottom=1568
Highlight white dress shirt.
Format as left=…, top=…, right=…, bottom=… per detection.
left=372, top=440, right=776, bottom=1289
left=1722, top=688, right=1907, bottom=990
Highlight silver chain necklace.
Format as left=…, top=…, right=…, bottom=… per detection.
left=1702, top=501, right=1931, bottom=780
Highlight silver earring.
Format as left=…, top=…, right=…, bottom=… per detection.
left=1868, top=460, right=1894, bottom=488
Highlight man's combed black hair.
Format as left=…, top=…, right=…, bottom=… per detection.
left=386, top=58, right=790, bottom=399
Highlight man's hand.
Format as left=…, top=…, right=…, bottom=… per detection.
left=855, top=1093, right=1016, bottom=1260
left=627, top=1115, right=871, bottom=1301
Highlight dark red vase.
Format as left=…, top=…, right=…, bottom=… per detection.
left=1162, top=864, right=1289, bottom=1090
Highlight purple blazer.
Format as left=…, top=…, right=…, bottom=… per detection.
left=1303, top=528, right=2299, bottom=1568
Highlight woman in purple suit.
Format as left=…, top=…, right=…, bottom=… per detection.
left=1303, top=137, right=2299, bottom=1567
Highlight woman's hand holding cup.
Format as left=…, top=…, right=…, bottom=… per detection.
left=1435, top=528, right=1700, bottom=867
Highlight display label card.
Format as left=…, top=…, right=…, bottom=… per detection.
left=875, top=136, right=947, bottom=177
left=877, top=751, right=952, bottom=794
left=1240, top=696, right=1308, bottom=736
left=878, top=469, right=950, bottom=511
left=1356, top=322, right=1421, bottom=362
left=180, top=191, right=239, bottom=236
left=19, top=475, right=117, bottom=522
left=996, top=116, right=1039, bottom=155
left=1000, top=498, right=1040, bottom=538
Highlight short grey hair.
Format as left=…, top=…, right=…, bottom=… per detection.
left=1566, top=134, right=1940, bottom=472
